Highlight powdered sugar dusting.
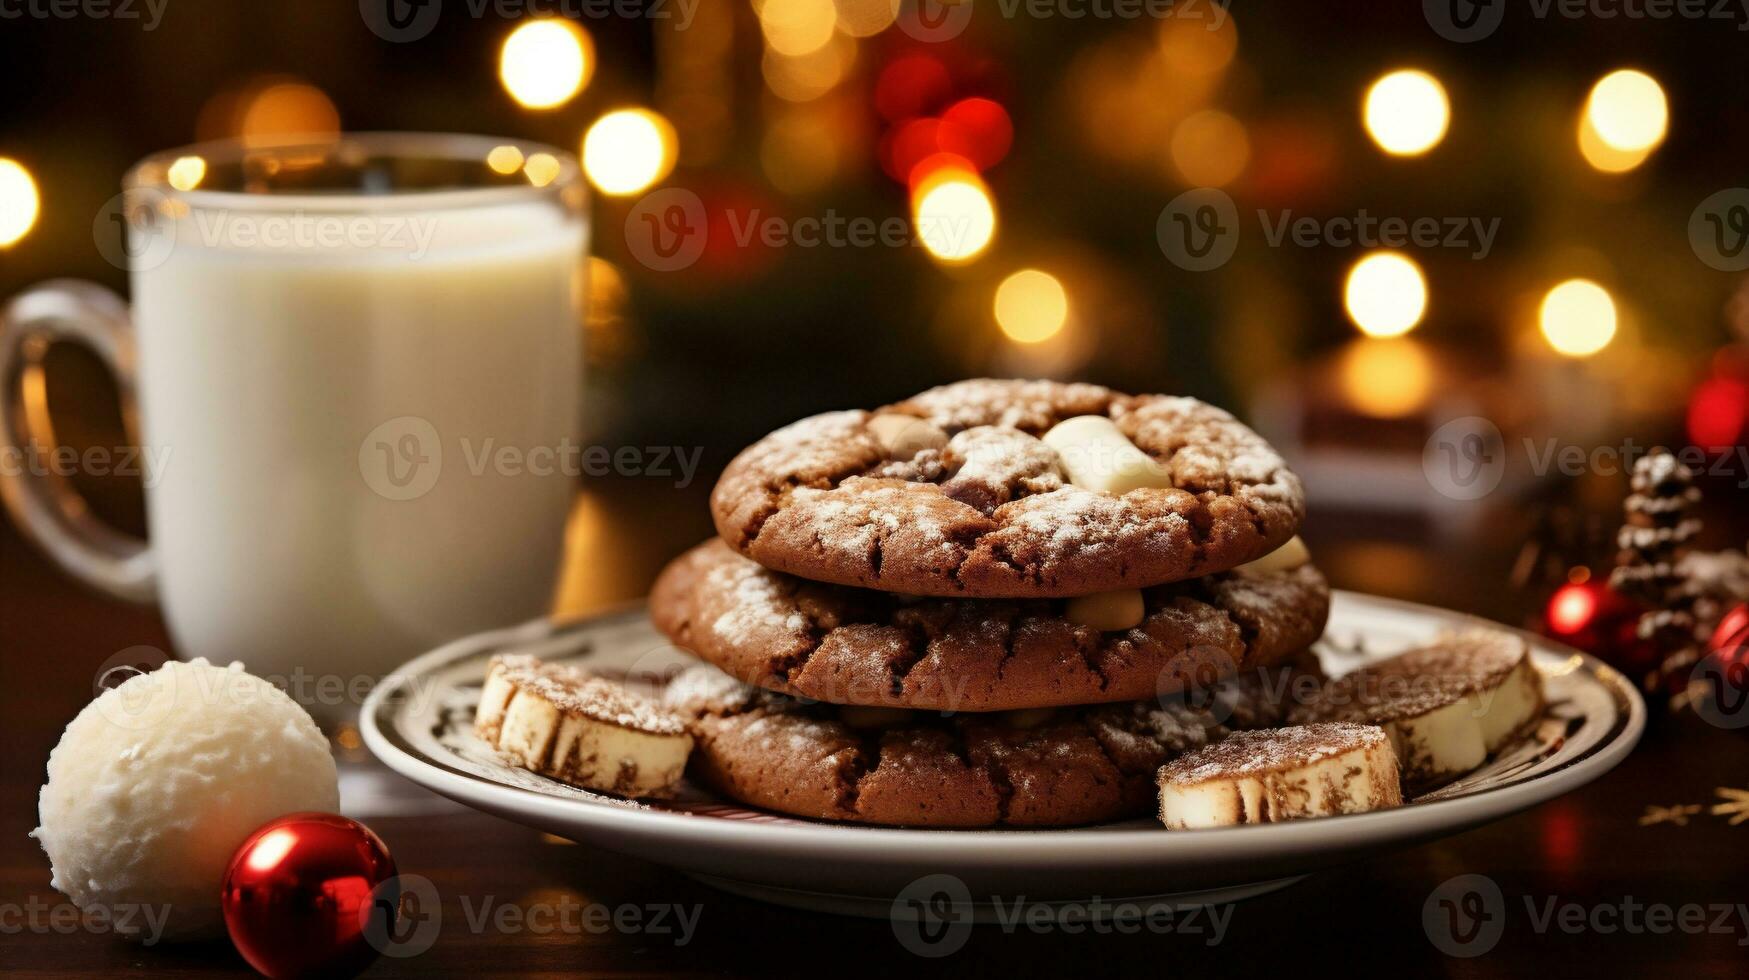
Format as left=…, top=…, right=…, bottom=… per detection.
left=1160, top=723, right=1387, bottom=784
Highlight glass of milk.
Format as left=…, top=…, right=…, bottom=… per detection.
left=0, top=134, right=587, bottom=721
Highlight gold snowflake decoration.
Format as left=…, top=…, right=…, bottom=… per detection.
left=1712, top=787, right=1749, bottom=826
left=1639, top=803, right=1704, bottom=827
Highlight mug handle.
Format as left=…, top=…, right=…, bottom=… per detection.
left=0, top=280, right=156, bottom=602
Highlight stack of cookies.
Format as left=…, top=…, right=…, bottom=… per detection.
left=648, top=379, right=1337, bottom=827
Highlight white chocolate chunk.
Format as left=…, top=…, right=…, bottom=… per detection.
left=1040, top=415, right=1174, bottom=494
left=1235, top=535, right=1310, bottom=575
left=1064, top=589, right=1146, bottom=631
left=1293, top=629, right=1546, bottom=791
left=866, top=413, right=949, bottom=458
left=1467, top=653, right=1544, bottom=752
left=476, top=656, right=693, bottom=798
left=1157, top=724, right=1402, bottom=829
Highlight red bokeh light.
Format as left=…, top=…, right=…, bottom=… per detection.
left=906, top=151, right=979, bottom=191
left=938, top=97, right=1012, bottom=170
left=1546, top=582, right=1598, bottom=635
left=1687, top=375, right=1749, bottom=451
left=880, top=117, right=945, bottom=184
left=875, top=54, right=953, bottom=123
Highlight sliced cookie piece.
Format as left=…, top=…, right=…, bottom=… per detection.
left=651, top=538, right=1330, bottom=712
left=476, top=654, right=693, bottom=799
left=1156, top=723, right=1402, bottom=829
left=660, top=663, right=1300, bottom=827
left=1291, top=629, right=1545, bottom=792
left=709, top=379, right=1304, bottom=598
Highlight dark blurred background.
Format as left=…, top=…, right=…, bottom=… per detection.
left=4, top=0, right=1749, bottom=617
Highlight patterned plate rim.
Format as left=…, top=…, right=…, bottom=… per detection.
left=361, top=591, right=1645, bottom=855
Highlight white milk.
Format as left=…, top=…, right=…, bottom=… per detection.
left=133, top=195, right=584, bottom=711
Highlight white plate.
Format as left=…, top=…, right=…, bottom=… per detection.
left=361, top=592, right=1644, bottom=920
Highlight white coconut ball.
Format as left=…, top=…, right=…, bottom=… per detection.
left=33, top=658, right=339, bottom=941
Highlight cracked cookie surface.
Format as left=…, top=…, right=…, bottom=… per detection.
left=709, top=379, right=1305, bottom=597
left=661, top=662, right=1306, bottom=827
left=651, top=539, right=1330, bottom=712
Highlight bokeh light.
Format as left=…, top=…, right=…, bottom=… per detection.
left=522, top=152, right=562, bottom=188
left=0, top=158, right=39, bottom=247
left=1363, top=70, right=1449, bottom=156
left=939, top=97, right=1013, bottom=171
left=756, top=0, right=837, bottom=57
left=994, top=269, right=1069, bottom=345
left=1344, top=252, right=1428, bottom=337
left=762, top=34, right=855, bottom=102
left=1584, top=69, right=1667, bottom=153
left=1157, top=11, right=1239, bottom=76
left=583, top=109, right=678, bottom=196
left=1539, top=278, right=1617, bottom=358
left=486, top=144, right=526, bottom=175
left=833, top=0, right=898, bottom=37
left=1577, top=114, right=1651, bottom=173
left=238, top=81, right=340, bottom=145
left=1170, top=109, right=1250, bottom=186
left=500, top=20, right=593, bottom=110
left=913, top=168, right=996, bottom=264
left=1338, top=337, right=1434, bottom=417
left=166, top=155, right=207, bottom=192
left=763, top=111, right=840, bottom=194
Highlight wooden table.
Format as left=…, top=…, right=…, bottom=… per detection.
left=4, top=485, right=1748, bottom=977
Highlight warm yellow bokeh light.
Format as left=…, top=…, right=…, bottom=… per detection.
left=994, top=269, right=1069, bottom=345
left=500, top=20, right=593, bottom=110
left=1577, top=114, right=1652, bottom=173
left=1170, top=110, right=1250, bottom=187
left=1157, top=12, right=1238, bottom=77
left=166, top=155, right=207, bottom=192
left=1584, top=69, right=1667, bottom=153
left=1344, top=252, right=1428, bottom=337
left=238, top=82, right=340, bottom=145
left=757, top=0, right=837, bottom=57
left=833, top=0, right=897, bottom=37
left=762, top=112, right=839, bottom=194
left=1338, top=337, right=1435, bottom=417
left=486, top=144, right=526, bottom=175
left=1539, top=278, right=1617, bottom=358
left=762, top=35, right=854, bottom=102
left=1363, top=70, right=1450, bottom=156
left=0, top=158, right=39, bottom=247
left=522, top=152, right=562, bottom=188
left=913, top=171, right=996, bottom=264
left=583, top=109, right=678, bottom=196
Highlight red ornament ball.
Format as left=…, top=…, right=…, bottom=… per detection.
left=1694, top=603, right=1749, bottom=730
left=1541, top=579, right=1656, bottom=674
left=222, top=813, right=399, bottom=979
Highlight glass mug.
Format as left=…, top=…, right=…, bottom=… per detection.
left=0, top=134, right=587, bottom=721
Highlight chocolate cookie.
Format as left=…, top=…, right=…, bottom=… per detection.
left=661, top=663, right=1298, bottom=827
left=709, top=379, right=1305, bottom=597
left=651, top=539, right=1330, bottom=712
